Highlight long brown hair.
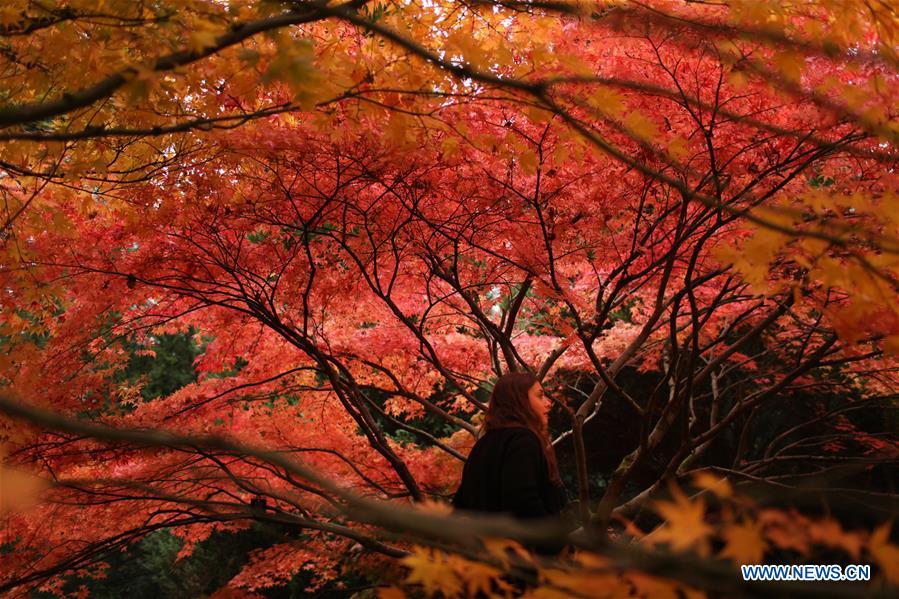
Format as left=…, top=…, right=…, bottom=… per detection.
left=482, top=370, right=562, bottom=485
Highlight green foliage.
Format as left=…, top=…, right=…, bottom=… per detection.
left=117, top=328, right=203, bottom=402
left=207, top=356, right=249, bottom=380
left=41, top=527, right=276, bottom=599
left=607, top=297, right=636, bottom=324
left=808, top=174, right=836, bottom=188
left=247, top=229, right=272, bottom=243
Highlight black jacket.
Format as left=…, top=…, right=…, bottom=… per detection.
left=451, top=426, right=573, bottom=555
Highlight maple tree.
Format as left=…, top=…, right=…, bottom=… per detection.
left=1, top=0, right=898, bottom=596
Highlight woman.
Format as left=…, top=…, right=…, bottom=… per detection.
left=451, top=370, right=575, bottom=557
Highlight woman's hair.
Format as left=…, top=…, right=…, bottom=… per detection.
left=482, top=370, right=562, bottom=485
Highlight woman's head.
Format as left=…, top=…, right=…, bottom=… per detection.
left=484, top=370, right=545, bottom=432
left=483, top=370, right=562, bottom=484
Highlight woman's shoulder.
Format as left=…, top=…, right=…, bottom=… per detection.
left=484, top=426, right=543, bottom=456
left=484, top=426, right=540, bottom=443
left=472, top=426, right=541, bottom=454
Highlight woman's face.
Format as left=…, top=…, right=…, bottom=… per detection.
left=527, top=381, right=550, bottom=424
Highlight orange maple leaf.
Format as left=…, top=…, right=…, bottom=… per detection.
left=376, top=586, right=407, bottom=599
left=401, top=546, right=463, bottom=598
left=808, top=518, right=863, bottom=560
left=0, top=451, right=48, bottom=515
left=649, top=485, right=713, bottom=555
left=869, top=522, right=899, bottom=586
left=720, top=519, right=767, bottom=564
left=692, top=471, right=732, bottom=499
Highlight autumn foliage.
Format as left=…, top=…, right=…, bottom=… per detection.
left=0, top=0, right=898, bottom=597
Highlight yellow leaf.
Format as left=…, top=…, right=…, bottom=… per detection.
left=728, top=69, right=749, bottom=89
left=588, top=88, right=626, bottom=119
left=401, top=546, right=463, bottom=597
left=796, top=235, right=830, bottom=260
left=441, top=135, right=460, bottom=158
left=483, top=537, right=533, bottom=569
left=386, top=111, right=412, bottom=148
left=815, top=255, right=849, bottom=288
left=720, top=519, right=767, bottom=563
left=0, top=456, right=48, bottom=515
left=883, top=335, right=899, bottom=356
left=445, top=30, right=489, bottom=71
left=414, top=498, right=453, bottom=515
left=189, top=25, right=220, bottom=54
left=758, top=509, right=810, bottom=554
left=808, top=518, right=863, bottom=560
left=693, top=471, right=732, bottom=499
left=121, top=67, right=158, bottom=104
left=869, top=522, right=899, bottom=586
left=377, top=587, right=406, bottom=599
left=626, top=572, right=681, bottom=599
left=551, top=142, right=570, bottom=166
left=446, top=555, right=505, bottom=597
left=559, top=52, right=594, bottom=77
left=526, top=587, right=577, bottom=599
left=623, top=111, right=658, bottom=142
left=650, top=485, right=713, bottom=554
left=519, top=149, right=539, bottom=175
left=541, top=566, right=628, bottom=598
left=680, top=586, right=708, bottom=599
left=667, top=135, right=690, bottom=161
left=573, top=551, right=610, bottom=568
left=738, top=227, right=789, bottom=293
left=716, top=40, right=742, bottom=65
left=774, top=51, right=803, bottom=83
left=50, top=211, right=70, bottom=235
left=0, top=415, right=29, bottom=445
left=527, top=104, right=554, bottom=124
left=263, top=39, right=320, bottom=106
left=0, top=4, right=24, bottom=27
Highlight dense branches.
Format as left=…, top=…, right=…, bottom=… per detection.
left=1, top=1, right=898, bottom=596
